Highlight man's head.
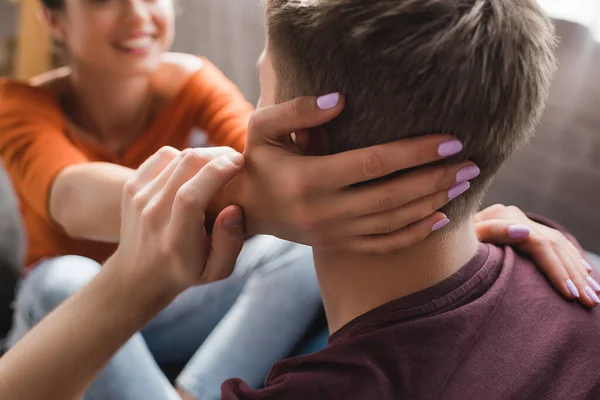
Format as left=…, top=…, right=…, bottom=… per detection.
left=259, top=0, right=557, bottom=223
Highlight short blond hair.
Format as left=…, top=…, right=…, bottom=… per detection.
left=266, top=0, right=557, bottom=221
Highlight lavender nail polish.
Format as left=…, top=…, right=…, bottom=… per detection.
left=432, top=218, right=450, bottom=232
left=508, top=225, right=531, bottom=239
left=317, top=93, right=340, bottom=110
left=438, top=140, right=463, bottom=157
left=448, top=181, right=470, bottom=200
left=587, top=276, right=600, bottom=292
left=585, top=286, right=600, bottom=304
left=583, top=259, right=594, bottom=273
left=566, top=279, right=580, bottom=298
left=456, top=165, right=481, bottom=183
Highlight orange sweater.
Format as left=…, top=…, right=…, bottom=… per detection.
left=0, top=59, right=253, bottom=268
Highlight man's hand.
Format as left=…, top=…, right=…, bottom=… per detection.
left=475, top=204, right=599, bottom=308
left=110, top=146, right=246, bottom=305
left=222, top=94, right=480, bottom=255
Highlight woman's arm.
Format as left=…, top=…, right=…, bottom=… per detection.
left=49, top=57, right=252, bottom=241
left=50, top=163, right=133, bottom=242
left=0, top=258, right=163, bottom=400
left=189, top=58, right=254, bottom=152
left=0, top=147, right=246, bottom=400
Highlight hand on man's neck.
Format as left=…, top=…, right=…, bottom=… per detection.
left=313, top=221, right=480, bottom=334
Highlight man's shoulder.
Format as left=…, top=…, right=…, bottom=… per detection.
left=498, top=246, right=600, bottom=343
left=221, top=350, right=378, bottom=400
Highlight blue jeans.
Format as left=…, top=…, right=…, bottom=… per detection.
left=7, top=235, right=322, bottom=400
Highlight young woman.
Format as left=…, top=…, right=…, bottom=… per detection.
left=0, top=0, right=494, bottom=399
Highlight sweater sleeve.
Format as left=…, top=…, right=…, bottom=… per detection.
left=0, top=81, right=89, bottom=223
left=190, top=59, right=254, bottom=152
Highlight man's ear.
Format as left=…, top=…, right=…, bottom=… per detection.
left=294, top=127, right=331, bottom=156
left=38, top=7, right=67, bottom=43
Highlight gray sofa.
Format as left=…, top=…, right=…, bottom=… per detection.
left=0, top=160, right=24, bottom=343
left=483, top=19, right=600, bottom=256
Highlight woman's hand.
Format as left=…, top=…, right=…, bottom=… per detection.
left=110, top=146, right=246, bottom=303
left=474, top=204, right=599, bottom=308
left=225, top=94, right=479, bottom=254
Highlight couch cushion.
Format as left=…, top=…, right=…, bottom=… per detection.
left=0, top=161, right=24, bottom=339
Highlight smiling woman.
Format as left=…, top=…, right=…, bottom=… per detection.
left=40, top=0, right=174, bottom=77
left=0, top=0, right=323, bottom=398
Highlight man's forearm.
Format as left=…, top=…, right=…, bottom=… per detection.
left=50, top=163, right=133, bottom=243
left=0, top=256, right=171, bottom=400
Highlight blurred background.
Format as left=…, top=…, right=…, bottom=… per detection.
left=0, top=0, right=599, bottom=257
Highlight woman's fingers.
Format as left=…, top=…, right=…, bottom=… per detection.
left=157, top=148, right=234, bottom=208
left=336, top=184, right=469, bottom=237
left=475, top=217, right=598, bottom=307
left=583, top=258, right=594, bottom=273
left=564, top=241, right=592, bottom=276
left=473, top=204, right=511, bottom=223
left=522, top=238, right=576, bottom=301
left=474, top=220, right=532, bottom=244
left=558, top=238, right=600, bottom=307
left=554, top=244, right=599, bottom=308
left=170, top=152, right=245, bottom=224
left=247, top=94, right=345, bottom=145
left=135, top=146, right=180, bottom=185
left=310, top=135, right=464, bottom=189
left=201, top=205, right=245, bottom=284
left=148, top=147, right=235, bottom=201
left=334, top=162, right=477, bottom=219
left=165, top=153, right=245, bottom=280
left=344, top=213, right=449, bottom=255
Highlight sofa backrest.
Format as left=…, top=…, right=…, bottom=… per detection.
left=484, top=20, right=600, bottom=254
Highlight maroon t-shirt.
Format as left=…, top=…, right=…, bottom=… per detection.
left=222, top=242, right=600, bottom=399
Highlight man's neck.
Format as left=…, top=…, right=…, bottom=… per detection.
left=66, top=65, right=154, bottom=152
left=313, top=220, right=479, bottom=334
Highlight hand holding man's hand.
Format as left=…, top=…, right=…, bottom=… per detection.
left=109, top=146, right=246, bottom=306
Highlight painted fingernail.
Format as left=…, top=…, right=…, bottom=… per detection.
left=583, top=259, right=593, bottom=273
left=585, top=286, right=600, bottom=304
left=508, top=224, right=531, bottom=239
left=587, top=276, right=600, bottom=292
left=438, top=140, right=464, bottom=157
left=566, top=279, right=579, bottom=298
left=448, top=181, right=470, bottom=200
left=317, top=93, right=340, bottom=110
left=456, top=165, right=480, bottom=183
left=432, top=218, right=450, bottom=232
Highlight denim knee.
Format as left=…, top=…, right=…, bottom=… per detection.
left=20, top=256, right=101, bottom=324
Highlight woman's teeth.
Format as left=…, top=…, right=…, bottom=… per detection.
left=119, top=36, right=153, bottom=50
